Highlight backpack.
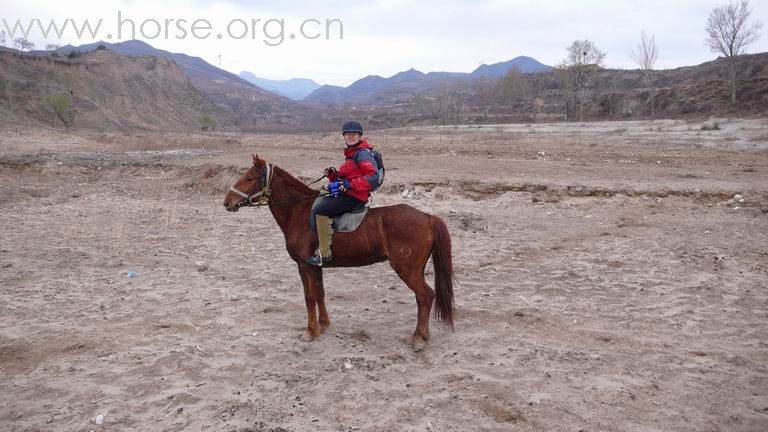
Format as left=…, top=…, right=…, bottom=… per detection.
left=354, top=148, right=385, bottom=192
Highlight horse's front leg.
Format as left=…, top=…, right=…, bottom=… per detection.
left=298, top=264, right=329, bottom=341
left=314, top=269, right=331, bottom=331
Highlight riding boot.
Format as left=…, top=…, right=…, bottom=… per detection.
left=305, top=215, right=334, bottom=266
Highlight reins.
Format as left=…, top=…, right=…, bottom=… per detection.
left=306, top=174, right=327, bottom=186
left=239, top=192, right=331, bottom=207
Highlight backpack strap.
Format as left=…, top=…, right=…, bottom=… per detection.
left=352, top=148, right=377, bottom=169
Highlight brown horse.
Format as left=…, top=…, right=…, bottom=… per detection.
left=223, top=154, right=455, bottom=350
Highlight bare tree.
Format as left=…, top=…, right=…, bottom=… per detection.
left=532, top=97, right=544, bottom=122
left=448, top=79, right=466, bottom=124
left=555, top=61, right=576, bottom=121
left=45, top=43, right=61, bottom=51
left=13, top=38, right=35, bottom=57
left=561, top=39, right=606, bottom=121
left=474, top=75, right=495, bottom=121
left=598, top=74, right=623, bottom=120
left=705, top=0, right=763, bottom=106
left=497, top=66, right=531, bottom=119
left=629, top=30, right=659, bottom=119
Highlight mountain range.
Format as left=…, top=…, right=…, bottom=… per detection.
left=5, top=38, right=761, bottom=132
left=50, top=40, right=278, bottom=101
left=237, top=56, right=551, bottom=104
left=0, top=48, right=219, bottom=131
left=303, top=56, right=552, bottom=106
left=238, top=72, right=321, bottom=100
left=27, top=40, right=554, bottom=112
left=30, top=40, right=332, bottom=131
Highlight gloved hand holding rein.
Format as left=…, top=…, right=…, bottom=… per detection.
left=324, top=167, right=338, bottom=180
left=326, top=179, right=352, bottom=197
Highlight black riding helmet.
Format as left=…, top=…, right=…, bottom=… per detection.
left=342, top=120, right=363, bottom=135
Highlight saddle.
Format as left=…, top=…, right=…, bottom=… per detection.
left=311, top=197, right=369, bottom=233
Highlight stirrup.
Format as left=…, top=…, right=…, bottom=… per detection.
left=305, top=253, right=332, bottom=267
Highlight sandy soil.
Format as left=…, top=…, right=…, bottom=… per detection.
left=1, top=118, right=767, bottom=431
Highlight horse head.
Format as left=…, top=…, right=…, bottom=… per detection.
left=223, top=153, right=270, bottom=212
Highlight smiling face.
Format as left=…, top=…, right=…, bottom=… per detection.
left=223, top=154, right=264, bottom=212
left=344, top=132, right=361, bottom=146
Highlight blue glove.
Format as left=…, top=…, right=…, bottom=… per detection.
left=328, top=180, right=340, bottom=197
left=342, top=179, right=352, bottom=191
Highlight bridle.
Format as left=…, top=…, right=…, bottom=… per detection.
left=229, top=163, right=274, bottom=207
left=229, top=162, right=332, bottom=208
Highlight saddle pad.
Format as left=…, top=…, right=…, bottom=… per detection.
left=333, top=206, right=369, bottom=232
left=311, top=196, right=369, bottom=233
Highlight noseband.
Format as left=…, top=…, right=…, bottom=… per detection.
left=229, top=163, right=274, bottom=207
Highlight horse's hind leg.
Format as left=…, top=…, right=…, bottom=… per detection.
left=391, top=259, right=435, bottom=351
left=298, top=264, right=329, bottom=341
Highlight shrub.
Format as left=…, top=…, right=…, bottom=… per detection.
left=46, top=93, right=75, bottom=132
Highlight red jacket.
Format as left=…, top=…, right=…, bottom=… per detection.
left=328, top=139, right=380, bottom=202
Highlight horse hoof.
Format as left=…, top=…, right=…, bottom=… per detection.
left=301, top=330, right=318, bottom=342
left=406, top=335, right=428, bottom=352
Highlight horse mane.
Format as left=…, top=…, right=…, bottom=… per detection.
left=272, top=165, right=317, bottom=196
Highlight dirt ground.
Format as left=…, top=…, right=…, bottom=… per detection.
left=1, top=118, right=767, bottom=431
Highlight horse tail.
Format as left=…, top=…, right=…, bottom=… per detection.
left=430, top=216, right=455, bottom=329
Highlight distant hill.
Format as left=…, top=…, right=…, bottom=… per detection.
left=53, top=41, right=270, bottom=96
left=0, top=49, right=222, bottom=131
left=35, top=40, right=331, bottom=130
left=304, top=69, right=434, bottom=105
left=340, top=52, right=768, bottom=127
left=8, top=40, right=761, bottom=132
left=238, top=72, right=321, bottom=100
left=470, top=56, right=552, bottom=77
left=302, top=84, right=346, bottom=105
left=303, top=56, right=552, bottom=106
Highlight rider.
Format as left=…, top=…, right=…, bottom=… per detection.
left=305, top=120, right=380, bottom=266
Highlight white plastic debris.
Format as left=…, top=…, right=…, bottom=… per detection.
left=95, top=414, right=104, bottom=425
left=344, top=359, right=354, bottom=370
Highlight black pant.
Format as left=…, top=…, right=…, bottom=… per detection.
left=309, top=194, right=366, bottom=231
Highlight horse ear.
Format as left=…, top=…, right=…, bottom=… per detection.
left=252, top=153, right=260, bottom=165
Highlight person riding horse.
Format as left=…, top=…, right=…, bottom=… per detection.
left=305, top=121, right=380, bottom=266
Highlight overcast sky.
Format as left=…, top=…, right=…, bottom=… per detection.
left=3, top=0, right=767, bottom=86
